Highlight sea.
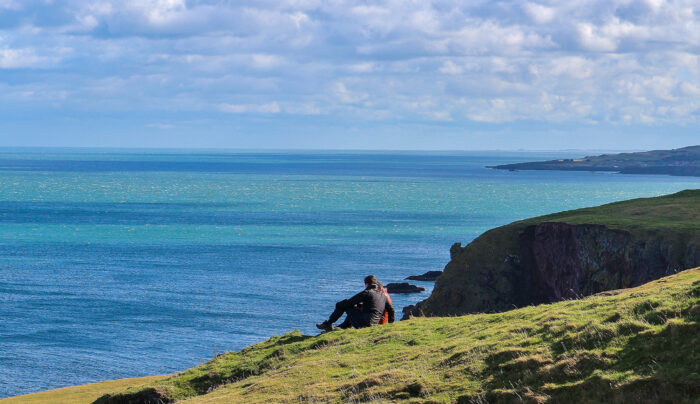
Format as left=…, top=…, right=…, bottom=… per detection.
left=1, top=149, right=699, bottom=398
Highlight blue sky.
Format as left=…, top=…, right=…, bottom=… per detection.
left=0, top=0, right=698, bottom=150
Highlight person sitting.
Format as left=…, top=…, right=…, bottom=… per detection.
left=378, top=281, right=393, bottom=325
left=316, top=275, right=395, bottom=331
left=335, top=280, right=394, bottom=329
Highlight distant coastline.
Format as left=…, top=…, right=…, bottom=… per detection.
left=489, top=145, right=700, bottom=177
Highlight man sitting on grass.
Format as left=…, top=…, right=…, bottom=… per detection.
left=316, top=275, right=395, bottom=331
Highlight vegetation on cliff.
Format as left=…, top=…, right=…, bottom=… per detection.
left=490, top=145, right=700, bottom=176
left=6, top=269, right=699, bottom=403
left=5, top=191, right=700, bottom=403
left=416, top=190, right=700, bottom=316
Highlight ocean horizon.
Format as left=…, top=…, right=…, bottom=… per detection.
left=2, top=149, right=699, bottom=398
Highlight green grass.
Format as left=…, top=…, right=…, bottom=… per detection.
left=34, top=268, right=698, bottom=403
left=0, top=376, right=163, bottom=404
left=520, top=189, right=700, bottom=238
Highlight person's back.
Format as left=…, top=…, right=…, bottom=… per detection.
left=316, top=275, right=395, bottom=331
left=362, top=286, right=389, bottom=326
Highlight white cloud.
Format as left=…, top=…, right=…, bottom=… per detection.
left=524, top=3, right=555, bottom=24
left=438, top=61, right=462, bottom=75
left=220, top=102, right=281, bottom=114
left=348, top=62, right=378, bottom=73
left=1, top=0, right=700, bottom=128
left=549, top=57, right=594, bottom=80
left=250, top=54, right=284, bottom=69
left=289, top=11, right=309, bottom=29
left=679, top=82, right=700, bottom=96
left=146, top=123, right=175, bottom=129
left=0, top=48, right=45, bottom=68
left=284, top=103, right=323, bottom=115
left=428, top=110, right=451, bottom=121
left=333, top=82, right=368, bottom=104
left=126, top=0, right=187, bottom=25
left=577, top=23, right=618, bottom=52
left=0, top=0, right=19, bottom=10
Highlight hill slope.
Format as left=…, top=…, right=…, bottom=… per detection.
left=0, top=377, right=162, bottom=404
left=8, top=269, right=699, bottom=403
left=410, top=190, right=700, bottom=317
left=490, top=145, right=700, bottom=176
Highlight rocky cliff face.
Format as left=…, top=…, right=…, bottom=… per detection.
left=520, top=223, right=698, bottom=300
left=409, top=221, right=700, bottom=317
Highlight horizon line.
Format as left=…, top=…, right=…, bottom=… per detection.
left=0, top=146, right=657, bottom=154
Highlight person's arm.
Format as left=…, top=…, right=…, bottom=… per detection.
left=386, top=300, right=395, bottom=323
left=346, top=290, right=368, bottom=307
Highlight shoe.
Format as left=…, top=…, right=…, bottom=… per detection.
left=315, top=321, right=332, bottom=332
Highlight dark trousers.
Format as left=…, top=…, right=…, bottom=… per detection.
left=328, top=300, right=370, bottom=328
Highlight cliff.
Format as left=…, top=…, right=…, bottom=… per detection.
left=7, top=269, right=699, bottom=403
left=490, top=145, right=700, bottom=177
left=410, top=190, right=700, bottom=317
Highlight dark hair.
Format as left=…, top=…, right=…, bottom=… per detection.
left=364, top=275, right=377, bottom=285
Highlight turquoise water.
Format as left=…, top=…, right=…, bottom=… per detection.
left=1, top=150, right=698, bottom=397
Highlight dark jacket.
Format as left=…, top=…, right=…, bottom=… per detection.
left=345, top=284, right=395, bottom=326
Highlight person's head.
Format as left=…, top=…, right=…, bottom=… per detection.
left=364, top=275, right=377, bottom=288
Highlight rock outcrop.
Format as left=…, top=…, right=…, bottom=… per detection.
left=405, top=271, right=443, bottom=281
left=407, top=190, right=700, bottom=317
left=386, top=282, right=425, bottom=294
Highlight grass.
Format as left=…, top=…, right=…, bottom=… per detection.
left=0, top=376, right=163, bottom=404
left=521, top=189, right=700, bottom=238
left=12, top=268, right=698, bottom=403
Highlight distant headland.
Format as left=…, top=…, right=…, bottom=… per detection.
left=489, top=145, right=700, bottom=177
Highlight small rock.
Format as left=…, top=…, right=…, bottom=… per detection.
left=401, top=302, right=425, bottom=320
left=386, top=282, right=425, bottom=294
left=405, top=270, right=442, bottom=281
left=401, top=305, right=416, bottom=320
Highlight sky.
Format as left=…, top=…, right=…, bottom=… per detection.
left=0, top=0, right=698, bottom=150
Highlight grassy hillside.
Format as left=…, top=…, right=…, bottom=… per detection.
left=9, top=268, right=699, bottom=403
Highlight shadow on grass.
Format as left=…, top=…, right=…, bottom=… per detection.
left=93, top=387, right=171, bottom=404
left=458, top=300, right=699, bottom=404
